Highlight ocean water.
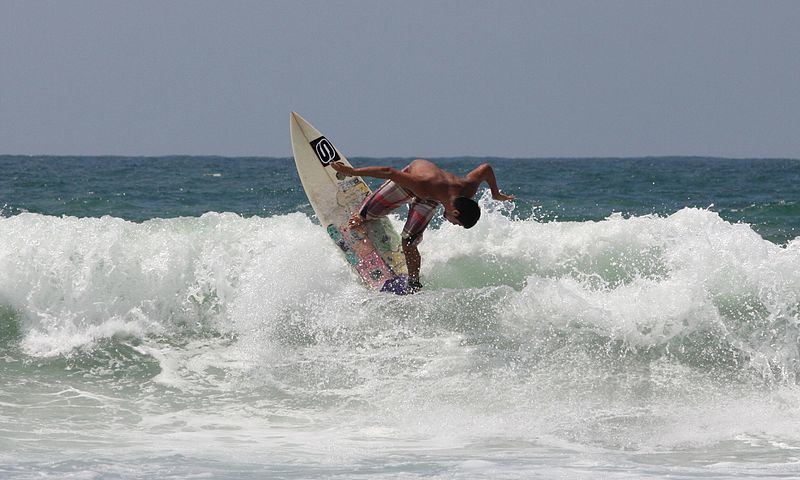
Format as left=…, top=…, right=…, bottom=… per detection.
left=1, top=155, right=800, bottom=479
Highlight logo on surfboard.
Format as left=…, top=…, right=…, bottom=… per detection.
left=310, top=136, right=340, bottom=166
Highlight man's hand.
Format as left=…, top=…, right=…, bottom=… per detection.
left=330, top=161, right=355, bottom=177
left=492, top=191, right=515, bottom=201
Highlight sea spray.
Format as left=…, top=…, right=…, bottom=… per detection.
left=2, top=202, right=799, bottom=377
left=0, top=212, right=313, bottom=356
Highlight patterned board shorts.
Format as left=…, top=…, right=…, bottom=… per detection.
left=358, top=171, right=439, bottom=247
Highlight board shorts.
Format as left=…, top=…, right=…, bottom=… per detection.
left=358, top=170, right=439, bottom=247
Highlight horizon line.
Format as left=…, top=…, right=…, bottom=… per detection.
left=2, top=153, right=799, bottom=162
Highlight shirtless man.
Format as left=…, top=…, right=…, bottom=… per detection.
left=331, top=159, right=514, bottom=292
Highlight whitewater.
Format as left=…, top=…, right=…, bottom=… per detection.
left=1, top=156, right=800, bottom=478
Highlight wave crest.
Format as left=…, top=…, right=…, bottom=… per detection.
left=1, top=206, right=799, bottom=382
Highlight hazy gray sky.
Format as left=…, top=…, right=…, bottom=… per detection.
left=1, top=1, right=799, bottom=158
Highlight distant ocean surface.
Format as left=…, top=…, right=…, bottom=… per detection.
left=1, top=155, right=800, bottom=479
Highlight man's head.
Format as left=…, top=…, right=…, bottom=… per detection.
left=445, top=197, right=481, bottom=228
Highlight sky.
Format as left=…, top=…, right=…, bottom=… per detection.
left=1, top=0, right=799, bottom=158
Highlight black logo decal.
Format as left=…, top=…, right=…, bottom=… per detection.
left=309, top=136, right=340, bottom=166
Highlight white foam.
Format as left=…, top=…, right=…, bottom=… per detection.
left=0, top=212, right=336, bottom=356
left=2, top=206, right=799, bottom=377
left=424, top=202, right=800, bottom=366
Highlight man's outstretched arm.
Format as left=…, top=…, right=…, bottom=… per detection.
left=331, top=162, right=396, bottom=179
left=331, top=162, right=419, bottom=193
left=467, top=163, right=515, bottom=201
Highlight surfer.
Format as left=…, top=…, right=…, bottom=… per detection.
left=331, top=159, right=514, bottom=292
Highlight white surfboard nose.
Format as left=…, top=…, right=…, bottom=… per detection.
left=289, top=113, right=410, bottom=293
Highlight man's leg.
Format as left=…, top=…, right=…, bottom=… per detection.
left=355, top=177, right=412, bottom=226
left=402, top=239, right=421, bottom=284
left=401, top=199, right=438, bottom=291
left=347, top=212, right=365, bottom=228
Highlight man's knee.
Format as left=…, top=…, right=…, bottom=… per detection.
left=402, top=234, right=422, bottom=249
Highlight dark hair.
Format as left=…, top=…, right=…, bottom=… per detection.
left=453, top=197, right=480, bottom=228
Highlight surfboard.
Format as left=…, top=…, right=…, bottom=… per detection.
left=289, top=112, right=410, bottom=295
